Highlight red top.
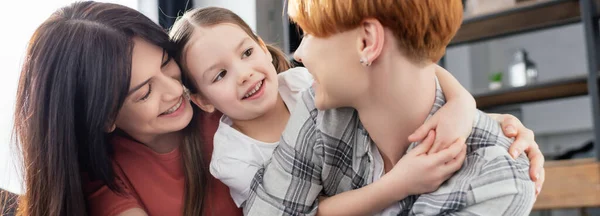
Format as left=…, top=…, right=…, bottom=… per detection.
left=84, top=112, right=241, bottom=216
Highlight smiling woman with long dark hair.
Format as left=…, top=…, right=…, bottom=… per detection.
left=13, top=2, right=207, bottom=215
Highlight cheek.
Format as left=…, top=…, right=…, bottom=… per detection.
left=164, top=62, right=183, bottom=79
left=303, top=47, right=329, bottom=71
left=204, top=84, right=238, bottom=107
left=253, top=53, right=277, bottom=75
left=115, top=103, right=154, bottom=131
left=263, top=62, right=279, bottom=78
left=126, top=103, right=158, bottom=122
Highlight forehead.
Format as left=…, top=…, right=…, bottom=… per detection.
left=186, top=24, right=251, bottom=53
left=131, top=38, right=163, bottom=85
left=184, top=24, right=253, bottom=64
left=132, top=37, right=163, bottom=62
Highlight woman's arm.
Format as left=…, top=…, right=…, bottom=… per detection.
left=317, top=131, right=466, bottom=215
left=410, top=65, right=545, bottom=195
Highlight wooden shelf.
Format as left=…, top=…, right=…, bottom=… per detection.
left=450, top=0, right=600, bottom=46
left=474, top=75, right=592, bottom=109
left=533, top=158, right=600, bottom=210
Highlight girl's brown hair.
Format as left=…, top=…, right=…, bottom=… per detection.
left=169, top=7, right=291, bottom=93
left=12, top=2, right=206, bottom=215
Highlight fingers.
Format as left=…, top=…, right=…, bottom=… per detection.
left=508, top=139, right=527, bottom=159
left=510, top=128, right=536, bottom=159
left=429, top=145, right=467, bottom=188
left=442, top=143, right=467, bottom=174
left=526, top=145, right=544, bottom=181
left=535, top=168, right=545, bottom=197
left=428, top=135, right=446, bottom=155
left=519, top=140, right=544, bottom=196
left=408, top=124, right=432, bottom=143
left=408, top=117, right=438, bottom=142
left=492, top=113, right=530, bottom=158
left=428, top=134, right=465, bottom=155
left=410, top=130, right=436, bottom=155
left=500, top=113, right=535, bottom=159
left=431, top=137, right=466, bottom=165
left=500, top=114, right=524, bottom=138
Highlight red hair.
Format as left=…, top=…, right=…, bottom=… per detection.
left=288, top=0, right=463, bottom=63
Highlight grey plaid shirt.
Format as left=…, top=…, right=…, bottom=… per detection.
left=244, top=80, right=535, bottom=216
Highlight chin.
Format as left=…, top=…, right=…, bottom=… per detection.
left=315, top=97, right=329, bottom=110
left=182, top=104, right=194, bottom=122
left=173, top=104, right=194, bottom=130
left=315, top=94, right=346, bottom=110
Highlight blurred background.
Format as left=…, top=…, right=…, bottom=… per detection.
left=1, top=0, right=599, bottom=215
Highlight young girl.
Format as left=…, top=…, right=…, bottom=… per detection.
left=169, top=7, right=542, bottom=213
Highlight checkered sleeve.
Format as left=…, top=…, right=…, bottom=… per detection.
left=410, top=111, right=536, bottom=216
left=244, top=89, right=325, bottom=216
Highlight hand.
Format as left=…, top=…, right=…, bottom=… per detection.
left=383, top=131, right=466, bottom=200
left=408, top=99, right=475, bottom=154
left=489, top=113, right=545, bottom=197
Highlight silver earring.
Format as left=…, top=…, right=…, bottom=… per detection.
left=360, top=57, right=371, bottom=66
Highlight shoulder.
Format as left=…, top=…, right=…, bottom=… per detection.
left=83, top=163, right=142, bottom=216
left=278, top=67, right=312, bottom=80
left=278, top=67, right=313, bottom=91
left=412, top=111, right=535, bottom=214
left=468, top=110, right=514, bottom=156
left=465, top=110, right=531, bottom=176
left=212, top=117, right=259, bottom=160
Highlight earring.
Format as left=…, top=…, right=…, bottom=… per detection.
left=360, top=57, right=371, bottom=66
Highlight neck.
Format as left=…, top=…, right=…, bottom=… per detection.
left=356, top=55, right=437, bottom=172
left=132, top=131, right=182, bottom=154
left=232, top=94, right=290, bottom=143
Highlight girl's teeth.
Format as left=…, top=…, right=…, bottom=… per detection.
left=244, top=81, right=263, bottom=98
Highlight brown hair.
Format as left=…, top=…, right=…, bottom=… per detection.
left=287, top=0, right=463, bottom=63
left=1, top=189, right=18, bottom=215
left=12, top=1, right=205, bottom=215
left=169, top=7, right=291, bottom=93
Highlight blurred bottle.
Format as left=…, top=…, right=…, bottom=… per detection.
left=508, top=49, right=538, bottom=87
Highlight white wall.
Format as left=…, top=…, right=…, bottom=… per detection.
left=194, top=0, right=257, bottom=31
left=255, top=0, right=285, bottom=47
left=192, top=0, right=288, bottom=47
left=139, top=0, right=159, bottom=23
left=445, top=24, right=593, bottom=158
left=0, top=0, right=76, bottom=196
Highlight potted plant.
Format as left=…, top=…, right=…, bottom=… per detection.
left=489, top=72, right=503, bottom=90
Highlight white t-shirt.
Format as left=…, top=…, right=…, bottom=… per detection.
left=209, top=67, right=313, bottom=207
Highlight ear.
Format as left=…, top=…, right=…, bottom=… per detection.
left=190, top=93, right=215, bottom=113
left=105, top=123, right=116, bottom=133
left=357, top=18, right=385, bottom=66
